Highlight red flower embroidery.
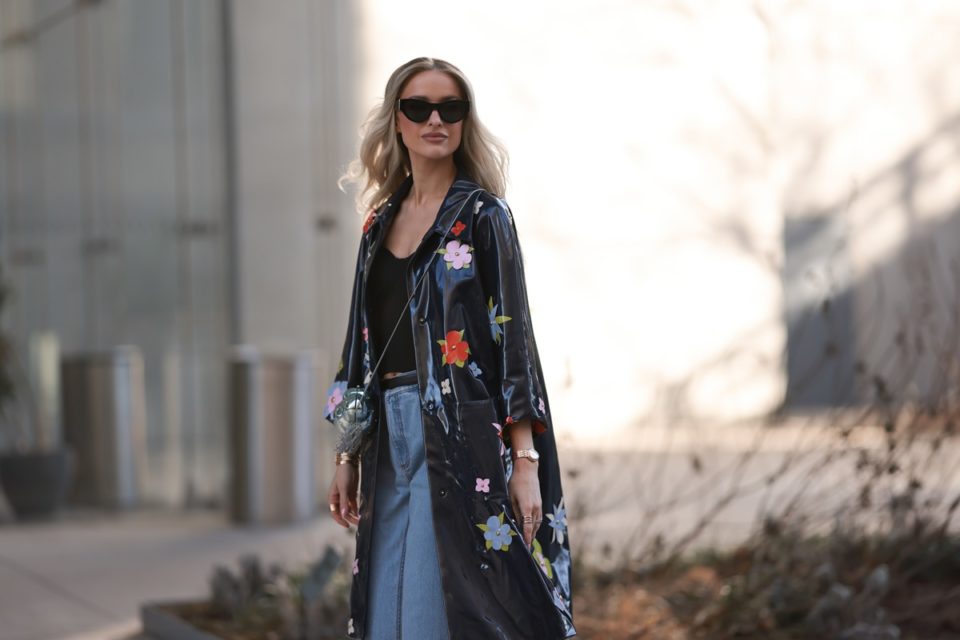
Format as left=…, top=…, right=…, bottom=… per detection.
left=451, top=220, right=466, bottom=237
left=437, top=329, right=471, bottom=367
left=362, top=210, right=377, bottom=233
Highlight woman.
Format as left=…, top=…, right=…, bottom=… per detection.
left=324, top=57, right=575, bottom=640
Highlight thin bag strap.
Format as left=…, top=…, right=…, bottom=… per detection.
left=363, top=188, right=482, bottom=392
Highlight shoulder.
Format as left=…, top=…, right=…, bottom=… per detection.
left=471, top=189, right=514, bottom=228
left=470, top=190, right=521, bottom=254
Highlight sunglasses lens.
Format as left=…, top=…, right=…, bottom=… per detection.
left=438, top=101, right=469, bottom=123
left=399, top=99, right=469, bottom=123
left=401, top=100, right=433, bottom=122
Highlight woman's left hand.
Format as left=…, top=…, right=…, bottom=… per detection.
left=508, top=461, right=542, bottom=548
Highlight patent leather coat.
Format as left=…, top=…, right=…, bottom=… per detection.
left=324, top=171, right=575, bottom=639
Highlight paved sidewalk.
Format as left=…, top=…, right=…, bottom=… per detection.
left=0, top=508, right=352, bottom=640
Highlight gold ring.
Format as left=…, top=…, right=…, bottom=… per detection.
left=522, top=515, right=534, bottom=523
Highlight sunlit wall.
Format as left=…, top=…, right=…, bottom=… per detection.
left=352, top=0, right=960, bottom=444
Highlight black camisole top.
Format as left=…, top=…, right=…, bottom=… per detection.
left=366, top=244, right=417, bottom=375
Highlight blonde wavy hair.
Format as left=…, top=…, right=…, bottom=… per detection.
left=338, top=57, right=509, bottom=215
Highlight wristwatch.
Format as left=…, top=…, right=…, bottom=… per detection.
left=511, top=448, right=540, bottom=463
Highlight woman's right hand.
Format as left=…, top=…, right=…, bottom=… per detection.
left=328, top=463, right=360, bottom=528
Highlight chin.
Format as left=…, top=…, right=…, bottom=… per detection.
left=411, top=147, right=457, bottom=163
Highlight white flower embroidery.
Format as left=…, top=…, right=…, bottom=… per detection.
left=474, top=198, right=483, bottom=214
left=347, top=618, right=355, bottom=635
left=364, top=370, right=373, bottom=385
left=441, top=378, right=452, bottom=395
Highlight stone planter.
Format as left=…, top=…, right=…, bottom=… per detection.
left=140, top=601, right=221, bottom=640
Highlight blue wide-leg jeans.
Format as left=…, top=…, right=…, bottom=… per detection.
left=364, top=381, right=450, bottom=640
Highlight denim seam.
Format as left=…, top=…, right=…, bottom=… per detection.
left=397, top=514, right=410, bottom=638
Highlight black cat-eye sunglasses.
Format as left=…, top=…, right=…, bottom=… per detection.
left=396, top=98, right=470, bottom=124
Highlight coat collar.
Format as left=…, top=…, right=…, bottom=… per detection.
left=364, top=169, right=481, bottom=274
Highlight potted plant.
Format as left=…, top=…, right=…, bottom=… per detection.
left=0, top=265, right=74, bottom=520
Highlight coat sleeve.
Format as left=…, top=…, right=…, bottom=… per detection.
left=323, top=230, right=369, bottom=425
left=473, top=195, right=549, bottom=439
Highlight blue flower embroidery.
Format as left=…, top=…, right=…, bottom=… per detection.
left=476, top=513, right=516, bottom=551
left=546, top=497, right=568, bottom=545
left=468, top=361, right=483, bottom=378
left=486, top=297, right=512, bottom=345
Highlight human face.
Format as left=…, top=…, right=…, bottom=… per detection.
left=395, top=70, right=465, bottom=164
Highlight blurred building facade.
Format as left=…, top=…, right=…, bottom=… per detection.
left=0, top=0, right=360, bottom=508
left=2, top=0, right=959, bottom=511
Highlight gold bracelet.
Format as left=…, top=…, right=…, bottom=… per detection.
left=335, top=452, right=358, bottom=466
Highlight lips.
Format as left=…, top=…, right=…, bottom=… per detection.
left=423, top=134, right=448, bottom=141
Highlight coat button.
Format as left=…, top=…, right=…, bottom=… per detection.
left=438, top=488, right=447, bottom=497
left=425, top=399, right=436, bottom=411
left=417, top=315, right=426, bottom=325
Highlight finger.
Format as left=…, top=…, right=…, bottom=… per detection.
left=346, top=489, right=361, bottom=525
left=532, top=505, right=543, bottom=541
left=329, top=496, right=347, bottom=528
left=519, top=500, right=535, bottom=546
left=524, top=518, right=535, bottom=547
left=339, top=485, right=356, bottom=528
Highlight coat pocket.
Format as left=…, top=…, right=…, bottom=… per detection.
left=450, top=397, right=512, bottom=496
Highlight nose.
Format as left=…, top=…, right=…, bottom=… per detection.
left=427, top=108, right=444, bottom=126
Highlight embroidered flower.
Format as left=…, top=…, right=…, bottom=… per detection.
left=352, top=558, right=359, bottom=575
left=451, top=220, right=466, bottom=237
left=324, top=381, right=348, bottom=418
left=546, top=497, right=568, bottom=545
left=538, top=397, right=546, bottom=414
left=474, top=198, right=483, bottom=214
left=436, top=240, right=473, bottom=270
left=362, top=210, right=376, bottom=233
left=475, top=477, right=490, bottom=493
left=441, top=378, right=452, bottom=395
left=532, top=539, right=554, bottom=579
left=468, top=362, right=482, bottom=378
left=437, top=330, right=471, bottom=367
left=476, top=513, right=516, bottom=551
left=364, top=371, right=373, bottom=385
left=492, top=422, right=506, bottom=455
left=362, top=327, right=368, bottom=342
left=487, top=297, right=512, bottom=345
left=347, top=618, right=355, bottom=635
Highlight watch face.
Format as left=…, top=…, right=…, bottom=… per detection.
left=529, top=449, right=540, bottom=461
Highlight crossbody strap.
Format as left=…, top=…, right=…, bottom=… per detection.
left=363, top=188, right=482, bottom=392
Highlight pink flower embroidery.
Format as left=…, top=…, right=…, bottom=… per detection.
left=362, top=327, right=368, bottom=342
left=538, top=397, right=545, bottom=414
left=352, top=558, right=359, bottom=575
left=475, top=477, right=490, bottom=493
left=325, top=384, right=346, bottom=417
left=439, top=240, right=473, bottom=270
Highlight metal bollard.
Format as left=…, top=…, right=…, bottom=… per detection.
left=228, top=347, right=316, bottom=524
left=61, top=346, right=147, bottom=508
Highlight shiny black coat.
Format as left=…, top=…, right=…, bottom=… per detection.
left=325, top=172, right=575, bottom=639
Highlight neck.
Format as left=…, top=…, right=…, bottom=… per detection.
left=408, top=157, right=457, bottom=207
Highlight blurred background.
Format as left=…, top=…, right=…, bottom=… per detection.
left=1, top=1, right=959, bottom=639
